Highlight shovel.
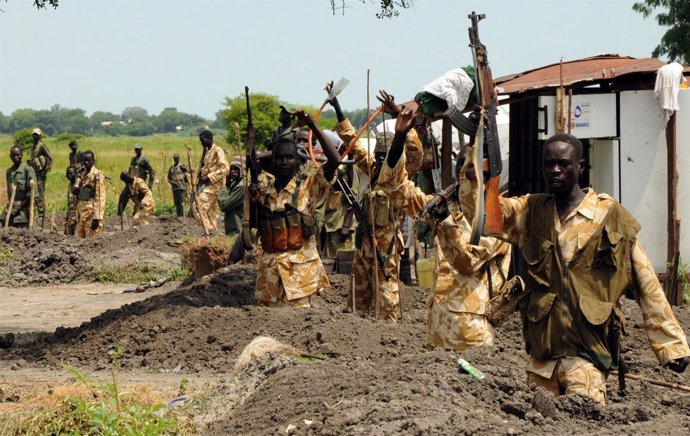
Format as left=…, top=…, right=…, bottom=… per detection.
left=4, top=182, right=16, bottom=229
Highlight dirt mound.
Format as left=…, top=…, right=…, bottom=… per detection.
left=3, top=264, right=690, bottom=434
left=0, top=216, right=202, bottom=286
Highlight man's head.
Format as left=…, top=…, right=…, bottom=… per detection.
left=10, top=146, right=22, bottom=166
left=229, top=157, right=242, bottom=183
left=82, top=150, right=95, bottom=172
left=173, top=153, right=180, bottom=164
left=120, top=171, right=134, bottom=184
left=32, top=128, right=42, bottom=142
left=68, top=140, right=78, bottom=152
left=66, top=165, right=76, bottom=181
left=134, top=144, right=143, bottom=156
left=372, top=131, right=392, bottom=181
left=542, top=133, right=585, bottom=196
left=295, top=128, right=310, bottom=150
left=199, top=130, right=214, bottom=148
left=272, top=138, right=298, bottom=179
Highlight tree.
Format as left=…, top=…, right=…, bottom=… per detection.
left=330, top=0, right=414, bottom=18
left=121, top=106, right=150, bottom=123
left=222, top=92, right=283, bottom=149
left=633, top=0, right=690, bottom=64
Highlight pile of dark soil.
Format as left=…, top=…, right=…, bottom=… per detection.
left=4, top=264, right=690, bottom=435
left=0, top=216, right=203, bottom=286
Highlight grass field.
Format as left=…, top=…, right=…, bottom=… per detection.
left=0, top=134, right=242, bottom=217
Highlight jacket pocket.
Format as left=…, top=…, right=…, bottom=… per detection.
left=526, top=292, right=557, bottom=323
left=594, top=226, right=622, bottom=269
left=522, top=238, right=553, bottom=287
left=579, top=294, right=614, bottom=326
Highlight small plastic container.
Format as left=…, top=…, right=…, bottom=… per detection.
left=416, top=256, right=436, bottom=288
left=458, top=358, right=485, bottom=380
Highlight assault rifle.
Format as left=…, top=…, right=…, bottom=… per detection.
left=242, top=86, right=260, bottom=250
left=335, top=177, right=391, bottom=281
left=468, top=11, right=503, bottom=243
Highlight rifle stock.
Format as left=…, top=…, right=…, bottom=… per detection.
left=468, top=11, right=504, bottom=237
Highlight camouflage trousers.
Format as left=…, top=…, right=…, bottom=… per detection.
left=352, top=231, right=401, bottom=322
left=65, top=204, right=78, bottom=236
left=526, top=357, right=607, bottom=405
left=76, top=203, right=103, bottom=238
left=35, top=176, right=46, bottom=217
left=426, top=294, right=495, bottom=352
left=194, top=190, right=219, bottom=235
left=256, top=296, right=312, bottom=308
left=133, top=200, right=154, bottom=226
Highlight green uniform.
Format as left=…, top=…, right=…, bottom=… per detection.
left=29, top=141, right=52, bottom=217
left=2, top=163, right=37, bottom=227
left=217, top=179, right=244, bottom=235
left=167, top=163, right=189, bottom=217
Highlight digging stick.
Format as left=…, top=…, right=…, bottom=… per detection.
left=29, top=180, right=35, bottom=230
left=611, top=371, right=690, bottom=393
left=5, top=182, right=16, bottom=229
left=50, top=201, right=57, bottom=232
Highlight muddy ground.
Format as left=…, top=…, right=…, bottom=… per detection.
left=1, top=218, right=690, bottom=435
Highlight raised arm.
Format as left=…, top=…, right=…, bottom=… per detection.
left=292, top=110, right=341, bottom=180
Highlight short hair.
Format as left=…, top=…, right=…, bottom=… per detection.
left=10, top=145, right=22, bottom=154
left=199, top=129, right=213, bottom=140
left=82, top=150, right=95, bottom=160
left=544, top=133, right=583, bottom=160
left=273, top=137, right=298, bottom=155
left=68, top=140, right=78, bottom=146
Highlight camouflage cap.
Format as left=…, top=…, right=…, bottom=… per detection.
left=230, top=156, right=243, bottom=170
left=134, top=143, right=143, bottom=149
left=173, top=153, right=180, bottom=158
left=32, top=128, right=42, bottom=136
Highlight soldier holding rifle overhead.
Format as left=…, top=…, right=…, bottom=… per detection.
left=330, top=85, right=423, bottom=322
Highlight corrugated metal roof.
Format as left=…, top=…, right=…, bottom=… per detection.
left=494, top=54, right=665, bottom=95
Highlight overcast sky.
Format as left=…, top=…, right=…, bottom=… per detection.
left=0, top=0, right=668, bottom=119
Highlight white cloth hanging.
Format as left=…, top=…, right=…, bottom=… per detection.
left=422, top=68, right=475, bottom=111
left=654, top=62, right=685, bottom=128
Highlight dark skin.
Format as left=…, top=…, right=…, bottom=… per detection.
left=9, top=147, right=27, bottom=216
left=543, top=140, right=690, bottom=373
left=134, top=147, right=142, bottom=158
left=229, top=165, right=241, bottom=184
left=79, top=153, right=101, bottom=231
left=32, top=133, right=40, bottom=146
left=199, top=134, right=213, bottom=185
left=69, top=142, right=78, bottom=152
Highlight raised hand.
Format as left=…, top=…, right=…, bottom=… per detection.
left=377, top=89, right=401, bottom=116
left=291, top=109, right=314, bottom=127
left=395, top=107, right=416, bottom=135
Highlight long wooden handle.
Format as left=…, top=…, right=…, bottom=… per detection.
left=484, top=173, right=503, bottom=235
left=29, top=180, right=35, bottom=230
left=5, top=183, right=16, bottom=229
left=340, top=107, right=383, bottom=159
left=612, top=371, right=690, bottom=393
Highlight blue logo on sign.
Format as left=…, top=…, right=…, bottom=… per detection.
left=574, top=106, right=582, bottom=118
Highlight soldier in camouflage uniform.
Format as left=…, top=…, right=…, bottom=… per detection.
left=118, top=144, right=155, bottom=216
left=120, top=172, right=155, bottom=226
left=2, top=146, right=37, bottom=228
left=377, top=107, right=512, bottom=350
left=251, top=110, right=341, bottom=308
left=462, top=133, right=690, bottom=404
left=28, top=128, right=52, bottom=219
left=329, top=89, right=423, bottom=322
left=68, top=140, right=84, bottom=169
left=194, top=130, right=230, bottom=235
left=167, top=153, right=189, bottom=217
left=320, top=165, right=357, bottom=258
left=64, top=166, right=79, bottom=236
left=73, top=151, right=105, bottom=238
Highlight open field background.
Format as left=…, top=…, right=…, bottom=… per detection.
left=0, top=135, right=241, bottom=217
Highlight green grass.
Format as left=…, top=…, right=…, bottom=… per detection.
left=95, top=263, right=169, bottom=284
left=0, top=247, right=13, bottom=262
left=0, top=134, right=242, bottom=216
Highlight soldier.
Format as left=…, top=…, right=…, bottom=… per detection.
left=194, top=130, right=230, bottom=235
left=250, top=110, right=341, bottom=307
left=377, top=106, right=511, bottom=350
left=329, top=86, right=423, bottom=322
left=68, top=140, right=84, bottom=169
left=462, top=132, right=690, bottom=404
left=2, top=146, right=37, bottom=228
left=167, top=153, right=189, bottom=217
left=217, top=157, right=244, bottom=235
left=64, top=166, right=79, bottom=236
left=73, top=150, right=105, bottom=238
left=118, top=144, right=155, bottom=216
left=120, top=171, right=155, bottom=226
left=28, top=128, right=52, bottom=219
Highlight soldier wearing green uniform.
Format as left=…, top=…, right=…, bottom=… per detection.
left=28, top=128, right=52, bottom=219
left=2, top=146, right=37, bottom=228
left=217, top=157, right=244, bottom=235
left=167, top=153, right=189, bottom=217
left=118, top=144, right=155, bottom=216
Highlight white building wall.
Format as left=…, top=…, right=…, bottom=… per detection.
left=675, top=90, right=690, bottom=267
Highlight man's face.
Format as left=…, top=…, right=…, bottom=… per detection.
left=229, top=165, right=241, bottom=181
left=10, top=148, right=22, bottom=166
left=542, top=140, right=583, bottom=196
left=69, top=143, right=78, bottom=152
left=296, top=131, right=310, bottom=149
left=134, top=147, right=142, bottom=156
left=273, top=142, right=298, bottom=179
left=66, top=168, right=76, bottom=180
left=199, top=134, right=213, bottom=148
left=173, top=156, right=180, bottom=165
left=32, top=133, right=40, bottom=142
left=83, top=154, right=94, bottom=172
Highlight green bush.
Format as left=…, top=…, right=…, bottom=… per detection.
left=12, top=128, right=34, bottom=152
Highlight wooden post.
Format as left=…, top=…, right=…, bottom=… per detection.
left=441, top=118, right=453, bottom=188
left=666, top=113, right=680, bottom=305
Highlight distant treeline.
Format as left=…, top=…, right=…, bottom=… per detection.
left=0, top=105, right=221, bottom=137
left=0, top=104, right=384, bottom=139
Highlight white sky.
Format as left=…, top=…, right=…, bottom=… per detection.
left=0, top=0, right=668, bottom=119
